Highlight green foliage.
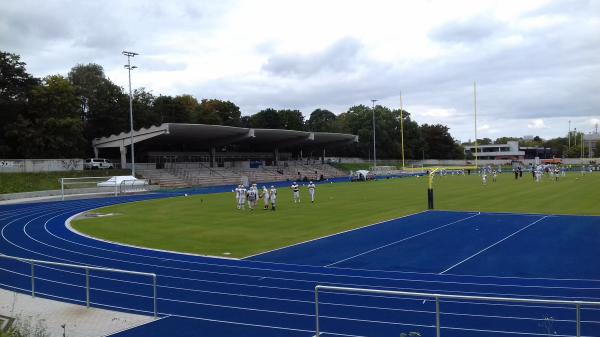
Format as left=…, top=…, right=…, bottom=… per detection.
left=0, top=315, right=50, bottom=337
left=0, top=169, right=131, bottom=194
left=421, top=124, right=463, bottom=159
left=249, top=108, right=305, bottom=130
left=307, top=109, right=337, bottom=132
left=196, top=98, right=241, bottom=126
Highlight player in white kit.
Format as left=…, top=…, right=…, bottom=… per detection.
left=269, top=186, right=277, bottom=211
left=238, top=185, right=247, bottom=210
left=261, top=186, right=270, bottom=210
left=234, top=185, right=242, bottom=209
left=291, top=182, right=300, bottom=203
left=307, top=181, right=316, bottom=203
left=247, top=184, right=258, bottom=210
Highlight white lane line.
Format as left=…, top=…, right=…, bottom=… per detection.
left=439, top=216, right=548, bottom=275
left=244, top=210, right=430, bottom=260
left=326, top=213, right=481, bottom=267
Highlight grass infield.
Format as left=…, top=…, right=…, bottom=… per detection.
left=71, top=172, right=600, bottom=258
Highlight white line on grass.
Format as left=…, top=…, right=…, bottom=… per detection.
left=439, top=216, right=548, bottom=275
left=326, top=212, right=481, bottom=267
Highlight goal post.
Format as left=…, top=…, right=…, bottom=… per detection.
left=427, top=168, right=439, bottom=209
left=59, top=176, right=149, bottom=200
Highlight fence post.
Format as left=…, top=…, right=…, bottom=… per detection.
left=576, top=303, right=581, bottom=337
left=31, top=262, right=35, bottom=297
left=315, top=287, right=320, bottom=336
left=153, top=274, right=157, bottom=318
left=86, top=267, right=90, bottom=308
left=61, top=178, right=65, bottom=201
left=435, top=296, right=440, bottom=337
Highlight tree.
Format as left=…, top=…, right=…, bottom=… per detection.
left=68, top=63, right=129, bottom=142
left=278, top=109, right=304, bottom=130
left=478, top=138, right=493, bottom=145
left=153, top=95, right=191, bottom=123
left=195, top=98, right=240, bottom=126
left=132, top=88, right=158, bottom=128
left=249, top=108, right=283, bottom=129
left=421, top=124, right=463, bottom=159
left=307, top=109, right=336, bottom=132
left=495, top=136, right=519, bottom=144
left=4, top=75, right=86, bottom=158
left=0, top=51, right=39, bottom=156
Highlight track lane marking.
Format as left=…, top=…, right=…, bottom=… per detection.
left=439, top=216, right=548, bottom=275
left=326, top=213, right=481, bottom=267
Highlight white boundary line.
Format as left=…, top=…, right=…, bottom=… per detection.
left=439, top=216, right=549, bottom=274
left=66, top=212, right=240, bottom=261
left=243, top=210, right=431, bottom=259
left=326, top=212, right=481, bottom=267
left=103, top=316, right=168, bottom=337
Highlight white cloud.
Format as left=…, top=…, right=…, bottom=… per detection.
left=528, top=119, right=548, bottom=129
left=1, top=0, right=599, bottom=141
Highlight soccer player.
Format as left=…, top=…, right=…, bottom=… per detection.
left=238, top=185, right=247, bottom=210
left=492, top=170, right=497, bottom=183
left=247, top=184, right=258, bottom=210
left=261, top=186, right=270, bottom=210
left=269, top=185, right=277, bottom=211
left=482, top=172, right=487, bottom=184
left=307, top=181, right=316, bottom=203
left=291, top=182, right=300, bottom=203
left=234, top=185, right=242, bottom=209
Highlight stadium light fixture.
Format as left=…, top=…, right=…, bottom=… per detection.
left=371, top=99, right=378, bottom=167
left=122, top=51, right=138, bottom=177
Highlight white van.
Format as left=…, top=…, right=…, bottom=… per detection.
left=84, top=158, right=114, bottom=170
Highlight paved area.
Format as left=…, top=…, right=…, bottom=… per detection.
left=0, top=289, right=154, bottom=337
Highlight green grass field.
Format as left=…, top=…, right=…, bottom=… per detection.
left=0, top=170, right=131, bottom=194
left=71, top=172, right=600, bottom=258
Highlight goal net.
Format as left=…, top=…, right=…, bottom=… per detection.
left=59, top=176, right=148, bottom=200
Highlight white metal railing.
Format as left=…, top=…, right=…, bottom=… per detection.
left=60, top=176, right=115, bottom=200
left=314, top=285, right=600, bottom=337
left=0, top=254, right=157, bottom=317
left=119, top=179, right=148, bottom=194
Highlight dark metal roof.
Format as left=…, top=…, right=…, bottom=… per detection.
left=93, top=123, right=358, bottom=149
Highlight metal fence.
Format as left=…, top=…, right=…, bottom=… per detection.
left=314, top=285, right=600, bottom=337
left=0, top=254, right=157, bottom=317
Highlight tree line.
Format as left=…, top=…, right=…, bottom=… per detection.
left=8, top=50, right=590, bottom=161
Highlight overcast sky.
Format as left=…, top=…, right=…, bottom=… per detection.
left=2, top=0, right=599, bottom=142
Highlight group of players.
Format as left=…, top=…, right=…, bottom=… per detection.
left=234, top=181, right=316, bottom=211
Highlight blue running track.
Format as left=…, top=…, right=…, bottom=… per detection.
left=1, top=189, right=599, bottom=337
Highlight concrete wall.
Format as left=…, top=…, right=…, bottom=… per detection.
left=0, top=159, right=84, bottom=173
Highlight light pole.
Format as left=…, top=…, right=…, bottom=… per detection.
left=123, top=51, right=138, bottom=176
left=371, top=99, right=378, bottom=167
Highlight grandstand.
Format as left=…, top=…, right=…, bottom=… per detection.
left=92, top=123, right=357, bottom=187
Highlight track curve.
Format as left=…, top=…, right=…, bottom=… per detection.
left=1, top=192, right=599, bottom=337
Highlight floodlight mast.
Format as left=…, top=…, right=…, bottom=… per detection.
left=122, top=51, right=138, bottom=177
left=371, top=99, right=378, bottom=167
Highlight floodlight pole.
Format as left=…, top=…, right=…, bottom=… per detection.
left=568, top=120, right=571, bottom=151
left=474, top=81, right=478, bottom=169
left=400, top=91, right=405, bottom=170
left=123, top=51, right=138, bottom=177
left=371, top=99, right=378, bottom=167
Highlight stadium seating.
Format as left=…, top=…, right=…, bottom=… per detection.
left=137, top=162, right=347, bottom=188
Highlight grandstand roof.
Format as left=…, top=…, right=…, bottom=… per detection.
left=92, top=123, right=358, bottom=150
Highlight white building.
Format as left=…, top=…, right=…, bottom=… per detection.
left=463, top=141, right=525, bottom=160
